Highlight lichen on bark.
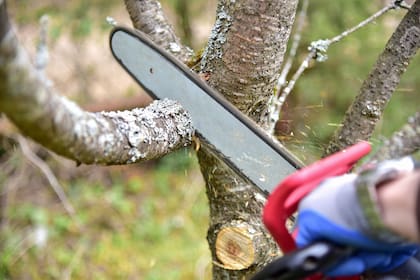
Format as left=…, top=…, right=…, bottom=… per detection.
left=123, top=0, right=193, bottom=63
left=0, top=5, right=193, bottom=165
left=201, top=0, right=298, bottom=127
left=370, top=112, right=420, bottom=162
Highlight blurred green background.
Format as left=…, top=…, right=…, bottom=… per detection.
left=1, top=0, right=419, bottom=279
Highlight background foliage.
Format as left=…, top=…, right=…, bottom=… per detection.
left=1, top=0, right=418, bottom=279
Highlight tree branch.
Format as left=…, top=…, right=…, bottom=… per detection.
left=123, top=0, right=193, bottom=63
left=0, top=3, right=193, bottom=165
left=17, top=135, right=76, bottom=217
left=0, top=0, right=9, bottom=42
left=326, top=0, right=420, bottom=155
left=268, top=0, right=309, bottom=134
left=370, top=112, right=420, bottom=162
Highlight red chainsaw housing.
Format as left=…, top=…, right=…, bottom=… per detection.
left=263, top=141, right=372, bottom=280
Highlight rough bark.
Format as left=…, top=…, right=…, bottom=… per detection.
left=197, top=144, right=280, bottom=278
left=123, top=0, right=193, bottom=63
left=3, top=0, right=418, bottom=279
left=201, top=0, right=298, bottom=127
left=326, top=0, right=420, bottom=155
left=370, top=112, right=420, bottom=162
left=0, top=2, right=193, bottom=165
left=197, top=0, right=299, bottom=278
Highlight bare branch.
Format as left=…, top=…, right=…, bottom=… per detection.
left=267, top=2, right=401, bottom=137
left=0, top=4, right=193, bottom=165
left=328, top=2, right=397, bottom=46
left=0, top=0, right=9, bottom=42
left=326, top=0, right=420, bottom=154
left=268, top=0, right=309, bottom=133
left=17, top=135, right=76, bottom=217
left=34, top=14, right=52, bottom=88
left=273, top=1, right=399, bottom=124
left=35, top=15, right=49, bottom=72
left=123, top=0, right=193, bottom=63
left=276, top=0, right=309, bottom=92
left=370, top=112, right=420, bottom=162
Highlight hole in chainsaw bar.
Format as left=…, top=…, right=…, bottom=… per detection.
left=149, top=68, right=154, bottom=74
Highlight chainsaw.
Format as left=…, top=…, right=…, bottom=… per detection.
left=109, top=27, right=411, bottom=279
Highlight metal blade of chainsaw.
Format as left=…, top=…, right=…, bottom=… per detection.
left=110, top=27, right=302, bottom=193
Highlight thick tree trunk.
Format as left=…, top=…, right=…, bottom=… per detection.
left=197, top=146, right=279, bottom=278
left=200, top=0, right=298, bottom=127
left=326, top=0, right=420, bottom=155
left=197, top=0, right=299, bottom=278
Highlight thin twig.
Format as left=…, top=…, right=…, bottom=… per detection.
left=9, top=230, right=35, bottom=265
left=62, top=241, right=88, bottom=280
left=9, top=225, right=48, bottom=265
left=279, top=52, right=312, bottom=104
left=276, top=0, right=309, bottom=92
left=268, top=0, right=309, bottom=133
left=0, top=161, right=24, bottom=229
left=329, top=3, right=396, bottom=45
left=34, top=15, right=51, bottom=87
left=17, top=135, right=76, bottom=217
left=28, top=17, right=73, bottom=216
left=271, top=1, right=400, bottom=124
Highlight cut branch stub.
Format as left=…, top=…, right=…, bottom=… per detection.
left=215, top=222, right=267, bottom=270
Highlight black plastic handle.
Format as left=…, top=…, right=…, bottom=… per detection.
left=252, top=242, right=420, bottom=280
left=251, top=241, right=352, bottom=280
